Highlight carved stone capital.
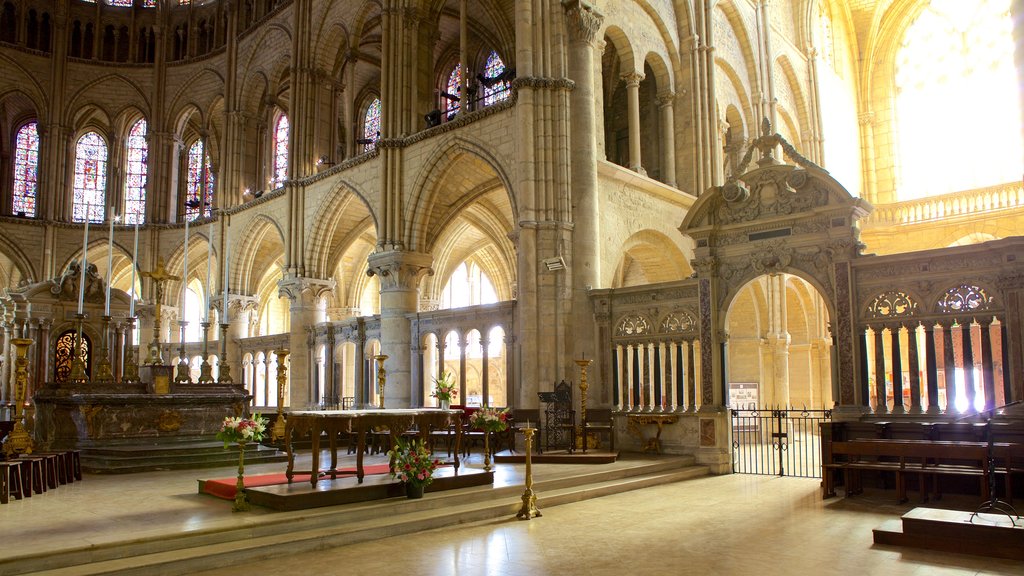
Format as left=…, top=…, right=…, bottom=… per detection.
left=366, top=250, right=434, bottom=292
left=657, top=91, right=676, bottom=107
left=562, top=0, right=603, bottom=43
left=692, top=256, right=718, bottom=277
left=622, top=71, right=645, bottom=87
left=277, top=276, right=336, bottom=302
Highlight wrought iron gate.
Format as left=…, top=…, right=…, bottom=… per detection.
left=730, top=407, right=831, bottom=478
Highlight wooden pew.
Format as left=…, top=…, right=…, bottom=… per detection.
left=822, top=437, right=1023, bottom=503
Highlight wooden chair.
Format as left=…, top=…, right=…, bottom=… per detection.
left=582, top=408, right=615, bottom=452
left=0, top=461, right=25, bottom=503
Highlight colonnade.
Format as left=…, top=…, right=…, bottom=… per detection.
left=611, top=339, right=699, bottom=412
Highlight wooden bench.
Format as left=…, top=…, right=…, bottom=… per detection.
left=822, top=438, right=1023, bottom=503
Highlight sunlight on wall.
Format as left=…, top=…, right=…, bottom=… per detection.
left=441, top=261, right=497, bottom=309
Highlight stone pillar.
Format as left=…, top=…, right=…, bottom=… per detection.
left=277, top=276, right=334, bottom=409
left=658, top=92, right=677, bottom=187
left=963, top=322, right=977, bottom=411
left=907, top=324, right=922, bottom=413
left=890, top=325, right=905, bottom=413
left=622, top=71, right=646, bottom=175
left=366, top=250, right=433, bottom=408
left=979, top=318, right=996, bottom=411
left=924, top=323, right=940, bottom=413
left=2, top=321, right=12, bottom=403
left=941, top=322, right=957, bottom=412
left=459, top=0, right=469, bottom=113
left=873, top=326, right=886, bottom=412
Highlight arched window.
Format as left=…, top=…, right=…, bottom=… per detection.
left=440, top=261, right=498, bottom=309
left=272, top=112, right=289, bottom=187
left=72, top=131, right=107, bottom=223
left=185, top=139, right=213, bottom=221
left=895, top=0, right=1019, bottom=200
left=482, top=51, right=510, bottom=106
left=123, top=118, right=147, bottom=224
left=363, top=98, right=380, bottom=153
left=12, top=122, right=39, bottom=218
left=445, top=64, right=461, bottom=119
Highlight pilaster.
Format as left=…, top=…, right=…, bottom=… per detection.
left=278, top=276, right=335, bottom=409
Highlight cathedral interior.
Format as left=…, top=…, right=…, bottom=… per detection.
left=1, top=0, right=1024, bottom=572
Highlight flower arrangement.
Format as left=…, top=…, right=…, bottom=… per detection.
left=471, top=407, right=510, bottom=433
left=387, top=438, right=441, bottom=486
left=216, top=415, right=269, bottom=447
left=431, top=371, right=458, bottom=404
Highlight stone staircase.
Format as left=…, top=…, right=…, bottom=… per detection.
left=1, top=456, right=708, bottom=575
left=79, top=437, right=288, bottom=473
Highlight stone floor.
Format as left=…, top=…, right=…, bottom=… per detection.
left=3, top=451, right=1023, bottom=575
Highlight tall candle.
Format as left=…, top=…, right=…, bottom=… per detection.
left=205, top=222, right=213, bottom=322
left=78, top=203, right=91, bottom=314
left=129, top=220, right=139, bottom=317
left=104, top=211, right=117, bottom=316
left=221, top=228, right=230, bottom=321
left=181, top=215, right=189, bottom=322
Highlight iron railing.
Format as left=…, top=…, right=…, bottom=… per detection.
left=730, top=406, right=832, bottom=478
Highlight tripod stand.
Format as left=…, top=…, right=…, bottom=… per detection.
left=968, top=415, right=1020, bottom=526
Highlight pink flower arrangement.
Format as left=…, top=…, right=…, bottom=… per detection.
left=387, top=438, right=441, bottom=486
left=216, top=415, right=268, bottom=447
left=471, top=407, right=509, bottom=433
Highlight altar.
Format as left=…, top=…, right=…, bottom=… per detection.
left=284, top=408, right=464, bottom=487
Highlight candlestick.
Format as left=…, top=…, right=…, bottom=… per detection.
left=129, top=220, right=139, bottom=317
left=221, top=226, right=230, bottom=320
left=78, top=202, right=91, bottom=314
left=105, top=212, right=118, bottom=316
left=205, top=222, right=213, bottom=322
left=181, top=215, right=189, bottom=322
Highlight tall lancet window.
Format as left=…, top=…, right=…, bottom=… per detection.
left=445, top=64, right=461, bottom=119
left=12, top=122, right=39, bottom=218
left=363, top=98, right=381, bottom=153
left=186, top=139, right=213, bottom=221
left=482, top=51, right=510, bottom=106
left=124, top=118, right=147, bottom=224
left=895, top=0, right=1020, bottom=199
left=272, top=113, right=289, bottom=187
left=72, top=131, right=107, bottom=223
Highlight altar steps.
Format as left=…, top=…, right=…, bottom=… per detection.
left=872, top=506, right=1024, bottom=561
left=80, top=438, right=288, bottom=473
left=1, top=456, right=707, bottom=576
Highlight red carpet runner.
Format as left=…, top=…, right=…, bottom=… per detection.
left=202, top=464, right=392, bottom=500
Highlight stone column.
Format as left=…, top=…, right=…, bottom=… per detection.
left=890, top=325, right=905, bottom=413
left=963, top=322, right=977, bottom=411
left=2, top=321, right=12, bottom=403
left=366, top=250, right=433, bottom=408
left=907, top=324, right=922, bottom=413
left=979, top=318, right=996, bottom=411
left=924, top=323, right=940, bottom=413
left=277, top=276, right=334, bottom=409
left=622, top=71, right=646, bottom=175
left=941, top=322, right=957, bottom=412
left=658, top=91, right=677, bottom=187
left=873, top=326, right=886, bottom=412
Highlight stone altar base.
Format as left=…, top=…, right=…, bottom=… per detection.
left=873, top=507, right=1024, bottom=561
left=493, top=449, right=619, bottom=465
left=243, top=466, right=493, bottom=511
left=32, top=380, right=275, bottom=472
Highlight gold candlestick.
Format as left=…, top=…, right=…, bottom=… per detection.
left=575, top=358, right=593, bottom=451
left=217, top=322, right=233, bottom=384
left=122, top=316, right=140, bottom=383
left=374, top=354, right=389, bottom=409
left=68, top=313, right=88, bottom=384
left=516, top=427, right=541, bottom=520
left=271, top=348, right=290, bottom=441
left=174, top=320, right=191, bottom=383
left=94, top=315, right=114, bottom=382
left=3, top=337, right=35, bottom=456
left=198, top=321, right=214, bottom=383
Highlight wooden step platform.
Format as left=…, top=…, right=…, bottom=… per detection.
left=873, top=506, right=1024, bottom=561
left=243, top=466, right=493, bottom=511
left=493, top=449, right=618, bottom=465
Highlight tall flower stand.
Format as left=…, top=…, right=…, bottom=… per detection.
left=233, top=442, right=250, bottom=512
left=483, top=430, right=491, bottom=473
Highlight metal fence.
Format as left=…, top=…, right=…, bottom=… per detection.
left=730, top=406, right=832, bottom=478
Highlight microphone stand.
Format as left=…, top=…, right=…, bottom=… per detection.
left=967, top=401, right=1021, bottom=526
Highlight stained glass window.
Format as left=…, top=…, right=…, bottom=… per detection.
left=445, top=64, right=461, bottom=119
left=124, top=119, right=147, bottom=224
left=144, top=0, right=156, bottom=6
left=895, top=0, right=1019, bottom=199
left=482, top=51, right=510, bottom=106
left=12, top=122, right=39, bottom=218
left=363, top=98, right=380, bottom=153
left=72, top=131, right=107, bottom=223
left=109, top=0, right=132, bottom=6
left=273, top=113, right=289, bottom=187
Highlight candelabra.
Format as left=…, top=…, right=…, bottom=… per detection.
left=575, top=357, right=593, bottom=452
left=516, top=426, right=541, bottom=520
left=374, top=354, right=389, bottom=409
left=217, top=322, right=233, bottom=384
left=93, top=315, right=115, bottom=383
left=198, top=321, right=214, bottom=383
left=174, top=320, right=191, bottom=383
left=2, top=337, right=35, bottom=456
left=122, top=316, right=140, bottom=383
left=69, top=313, right=88, bottom=384
left=271, top=348, right=290, bottom=441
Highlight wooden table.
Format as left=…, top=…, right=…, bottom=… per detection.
left=284, top=409, right=463, bottom=487
left=626, top=414, right=678, bottom=454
